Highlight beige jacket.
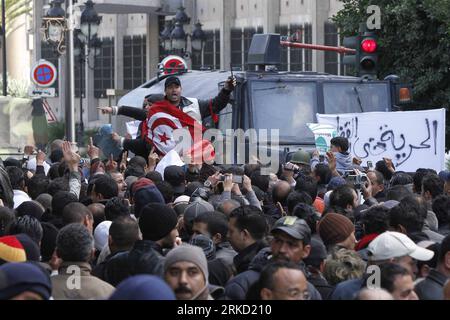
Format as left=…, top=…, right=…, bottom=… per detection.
left=51, top=262, right=115, bottom=300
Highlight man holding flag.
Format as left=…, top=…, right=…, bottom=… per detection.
left=141, top=75, right=236, bottom=157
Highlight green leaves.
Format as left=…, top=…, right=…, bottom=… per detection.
left=334, top=0, right=450, bottom=148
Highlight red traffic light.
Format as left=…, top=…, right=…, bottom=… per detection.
left=361, top=39, right=377, bottom=53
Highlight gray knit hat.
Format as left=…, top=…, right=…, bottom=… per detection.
left=164, top=244, right=209, bottom=282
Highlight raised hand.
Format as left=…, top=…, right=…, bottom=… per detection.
left=106, top=154, right=118, bottom=172
left=97, top=106, right=114, bottom=115
left=62, top=141, right=80, bottom=172
left=87, top=137, right=100, bottom=160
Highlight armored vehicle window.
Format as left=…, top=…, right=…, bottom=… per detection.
left=250, top=81, right=317, bottom=142
left=323, top=82, right=390, bottom=114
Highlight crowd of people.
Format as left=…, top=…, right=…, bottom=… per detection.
left=0, top=76, right=449, bottom=301
left=0, top=134, right=449, bottom=301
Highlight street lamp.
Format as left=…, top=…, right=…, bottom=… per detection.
left=73, top=1, right=102, bottom=146
left=191, top=21, right=207, bottom=52
left=160, top=20, right=173, bottom=52
left=79, top=0, right=102, bottom=50
left=160, top=6, right=207, bottom=59
left=174, top=6, right=190, bottom=25
left=42, top=0, right=67, bottom=55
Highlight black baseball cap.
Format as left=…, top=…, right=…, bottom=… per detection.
left=164, top=165, right=186, bottom=194
left=271, top=216, right=311, bottom=242
left=165, top=76, right=181, bottom=89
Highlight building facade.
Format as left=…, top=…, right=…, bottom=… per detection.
left=6, top=0, right=345, bottom=133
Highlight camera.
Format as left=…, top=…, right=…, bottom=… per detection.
left=283, top=162, right=300, bottom=174
left=219, top=174, right=243, bottom=185
left=342, top=170, right=369, bottom=189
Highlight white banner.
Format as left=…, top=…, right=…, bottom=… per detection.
left=317, top=109, right=446, bottom=173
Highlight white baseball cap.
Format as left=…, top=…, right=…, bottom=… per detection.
left=367, top=231, right=434, bottom=262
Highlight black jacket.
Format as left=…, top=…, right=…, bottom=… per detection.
left=225, top=247, right=322, bottom=300
left=120, top=89, right=232, bottom=158
left=100, top=240, right=164, bottom=287
left=0, top=165, right=14, bottom=209
left=415, top=269, right=448, bottom=300
left=233, top=240, right=268, bottom=275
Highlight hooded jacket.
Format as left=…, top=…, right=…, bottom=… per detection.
left=334, top=152, right=353, bottom=173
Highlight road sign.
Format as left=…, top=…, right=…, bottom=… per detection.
left=28, top=86, right=56, bottom=98
left=31, top=60, right=58, bottom=87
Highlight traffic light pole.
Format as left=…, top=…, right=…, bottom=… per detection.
left=280, top=40, right=356, bottom=55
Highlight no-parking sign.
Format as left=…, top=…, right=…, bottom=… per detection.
left=31, top=60, right=58, bottom=87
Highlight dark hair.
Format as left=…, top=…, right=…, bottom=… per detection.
left=272, top=181, right=292, bottom=207
left=292, top=203, right=319, bottom=234
left=380, top=263, right=410, bottom=293
left=413, top=169, right=437, bottom=194
left=194, top=211, right=229, bottom=240
left=145, top=171, right=163, bottom=183
left=390, top=172, right=413, bottom=187
left=295, top=174, right=318, bottom=200
left=62, top=202, right=93, bottom=226
left=51, top=191, right=78, bottom=217
left=6, top=166, right=25, bottom=190
left=47, top=177, right=69, bottom=196
left=27, top=175, right=50, bottom=200
left=47, top=163, right=61, bottom=180
left=422, top=174, right=444, bottom=199
left=109, top=216, right=140, bottom=249
left=40, top=222, right=59, bottom=262
left=104, top=197, right=130, bottom=221
left=375, top=161, right=395, bottom=181
left=329, top=185, right=356, bottom=209
left=432, top=195, right=450, bottom=226
left=49, top=149, right=63, bottom=163
left=250, top=171, right=270, bottom=193
left=56, top=223, right=93, bottom=262
left=7, top=215, right=43, bottom=244
left=0, top=207, right=15, bottom=237
left=386, top=185, right=412, bottom=201
left=155, top=181, right=174, bottom=204
left=128, top=156, right=147, bottom=169
left=389, top=195, right=427, bottom=232
left=330, top=137, right=349, bottom=153
left=229, top=206, right=268, bottom=241
left=362, top=206, right=390, bottom=235
left=287, top=191, right=313, bottom=214
left=124, top=165, right=146, bottom=179
left=258, top=261, right=303, bottom=292
left=93, top=175, right=119, bottom=200
left=185, top=182, right=204, bottom=197
left=439, top=235, right=450, bottom=264
left=313, top=163, right=332, bottom=185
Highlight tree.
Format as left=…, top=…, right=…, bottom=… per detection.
left=333, top=0, right=450, bottom=149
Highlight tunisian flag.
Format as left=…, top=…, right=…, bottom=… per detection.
left=142, top=99, right=207, bottom=156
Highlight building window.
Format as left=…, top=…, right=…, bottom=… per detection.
left=230, top=26, right=263, bottom=71
left=192, top=29, right=221, bottom=70
left=123, top=35, right=147, bottom=90
left=40, top=41, right=59, bottom=96
left=324, top=22, right=344, bottom=75
left=275, top=23, right=312, bottom=72
left=94, top=37, right=115, bottom=99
